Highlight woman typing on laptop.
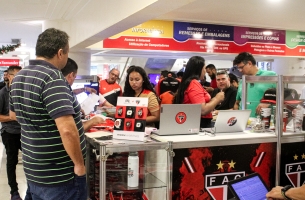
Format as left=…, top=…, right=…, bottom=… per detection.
left=123, top=65, right=160, bottom=127
left=173, top=56, right=224, bottom=128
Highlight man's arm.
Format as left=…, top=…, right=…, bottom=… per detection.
left=0, top=114, right=13, bottom=122
left=234, top=100, right=240, bottom=110
left=266, top=185, right=305, bottom=200
left=55, top=115, right=86, bottom=176
left=203, top=86, right=214, bottom=94
left=82, top=116, right=105, bottom=132
left=256, top=103, right=270, bottom=115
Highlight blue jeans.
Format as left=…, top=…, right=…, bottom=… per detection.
left=24, top=174, right=87, bottom=200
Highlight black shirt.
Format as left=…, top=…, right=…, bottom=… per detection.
left=0, top=85, right=21, bottom=134
left=0, top=81, right=7, bottom=90
left=159, top=77, right=180, bottom=95
left=212, top=86, right=237, bottom=110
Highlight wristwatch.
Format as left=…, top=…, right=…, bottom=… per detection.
left=281, top=185, right=293, bottom=200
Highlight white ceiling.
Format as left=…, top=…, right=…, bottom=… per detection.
left=0, top=0, right=304, bottom=62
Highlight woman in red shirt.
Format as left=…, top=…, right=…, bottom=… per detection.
left=174, top=56, right=224, bottom=128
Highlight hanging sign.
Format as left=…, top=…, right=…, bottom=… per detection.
left=0, top=59, right=19, bottom=66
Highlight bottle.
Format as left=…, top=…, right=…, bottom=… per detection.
left=292, top=104, right=304, bottom=133
left=127, top=152, right=139, bottom=187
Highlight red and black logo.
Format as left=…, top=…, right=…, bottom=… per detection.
left=227, top=117, right=237, bottom=126
left=285, top=161, right=305, bottom=187
left=175, top=112, right=187, bottom=124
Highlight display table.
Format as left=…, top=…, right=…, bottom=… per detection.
left=86, top=130, right=277, bottom=200
left=150, top=130, right=277, bottom=200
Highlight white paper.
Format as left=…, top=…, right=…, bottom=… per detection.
left=80, top=93, right=100, bottom=115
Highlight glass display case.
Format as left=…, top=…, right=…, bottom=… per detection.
left=86, top=132, right=172, bottom=200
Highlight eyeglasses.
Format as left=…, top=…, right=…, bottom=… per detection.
left=237, top=63, right=248, bottom=70
left=110, top=72, right=119, bottom=78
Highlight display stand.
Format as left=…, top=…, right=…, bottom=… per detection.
left=86, top=131, right=171, bottom=200
left=243, top=75, right=305, bottom=187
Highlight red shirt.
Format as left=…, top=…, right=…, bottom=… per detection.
left=210, top=78, right=217, bottom=89
left=99, top=79, right=122, bottom=106
left=183, top=80, right=212, bottom=119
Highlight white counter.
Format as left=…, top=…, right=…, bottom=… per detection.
left=151, top=130, right=277, bottom=149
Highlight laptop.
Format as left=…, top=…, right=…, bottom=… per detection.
left=227, top=173, right=269, bottom=200
left=212, top=110, right=251, bottom=133
left=154, top=104, right=201, bottom=135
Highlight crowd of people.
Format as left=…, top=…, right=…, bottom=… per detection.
left=0, top=27, right=300, bottom=200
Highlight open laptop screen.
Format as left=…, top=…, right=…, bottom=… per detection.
left=228, top=173, right=268, bottom=200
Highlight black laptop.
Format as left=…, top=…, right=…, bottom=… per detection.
left=227, top=173, right=269, bottom=200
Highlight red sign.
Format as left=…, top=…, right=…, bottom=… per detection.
left=0, top=59, right=20, bottom=66
left=103, top=36, right=293, bottom=56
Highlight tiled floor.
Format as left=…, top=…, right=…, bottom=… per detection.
left=0, top=142, right=27, bottom=200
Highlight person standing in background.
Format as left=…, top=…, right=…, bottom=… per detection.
left=204, top=64, right=218, bottom=93
left=233, top=52, right=277, bottom=117
left=10, top=28, right=103, bottom=200
left=0, top=66, right=22, bottom=200
left=155, top=70, right=169, bottom=96
left=211, top=71, right=237, bottom=115
left=200, top=75, right=211, bottom=87
left=0, top=70, right=9, bottom=90
left=228, top=73, right=239, bottom=89
left=99, top=68, right=122, bottom=106
left=61, top=58, right=113, bottom=109
left=176, top=71, right=184, bottom=81
left=174, top=56, right=224, bottom=128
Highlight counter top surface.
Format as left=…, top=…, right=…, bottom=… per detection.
left=150, top=129, right=277, bottom=148
left=85, top=131, right=168, bottom=152
left=151, top=130, right=276, bottom=142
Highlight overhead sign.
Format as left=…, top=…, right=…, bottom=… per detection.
left=103, top=20, right=305, bottom=57
left=0, top=59, right=20, bottom=66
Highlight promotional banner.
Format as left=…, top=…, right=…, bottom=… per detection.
left=280, top=142, right=305, bottom=187
left=172, top=143, right=276, bottom=200
left=103, top=20, right=305, bottom=57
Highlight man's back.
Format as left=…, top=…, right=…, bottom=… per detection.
left=10, top=60, right=85, bottom=186
left=158, top=77, right=180, bottom=96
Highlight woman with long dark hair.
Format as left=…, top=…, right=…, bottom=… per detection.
left=174, top=56, right=224, bottom=128
left=123, top=66, right=160, bottom=127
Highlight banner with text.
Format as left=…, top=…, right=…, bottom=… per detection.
left=103, top=20, right=305, bottom=57
left=0, top=59, right=20, bottom=66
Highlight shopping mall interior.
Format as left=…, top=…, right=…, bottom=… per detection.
left=1, top=0, right=305, bottom=199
